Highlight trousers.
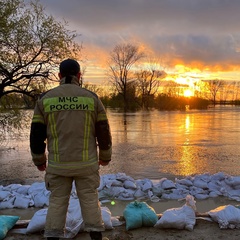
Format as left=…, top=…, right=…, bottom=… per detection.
left=44, top=164, right=104, bottom=238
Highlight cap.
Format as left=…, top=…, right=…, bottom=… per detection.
left=59, top=59, right=80, bottom=77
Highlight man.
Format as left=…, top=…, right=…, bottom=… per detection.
left=30, top=59, right=112, bottom=240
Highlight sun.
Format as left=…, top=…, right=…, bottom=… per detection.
left=184, top=89, right=193, bottom=97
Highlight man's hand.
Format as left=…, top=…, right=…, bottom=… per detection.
left=99, top=160, right=110, bottom=166
left=37, top=163, right=46, bottom=171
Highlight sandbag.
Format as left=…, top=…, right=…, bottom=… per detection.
left=154, top=195, right=196, bottom=231
left=208, top=205, right=240, bottom=229
left=101, top=206, right=113, bottom=229
left=123, top=201, right=158, bottom=230
left=0, top=215, right=20, bottom=240
left=26, top=209, right=47, bottom=233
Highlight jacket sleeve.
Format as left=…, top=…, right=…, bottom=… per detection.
left=95, top=101, right=112, bottom=161
left=30, top=102, right=47, bottom=166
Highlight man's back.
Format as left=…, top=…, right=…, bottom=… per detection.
left=31, top=76, right=112, bottom=174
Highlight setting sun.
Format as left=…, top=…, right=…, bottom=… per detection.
left=184, top=89, right=193, bottom=97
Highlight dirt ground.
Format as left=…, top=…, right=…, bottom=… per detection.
left=5, top=219, right=240, bottom=240
left=3, top=197, right=240, bottom=240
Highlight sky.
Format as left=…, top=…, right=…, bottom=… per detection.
left=38, top=0, right=240, bottom=85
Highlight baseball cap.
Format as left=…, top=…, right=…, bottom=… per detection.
left=59, top=59, right=80, bottom=76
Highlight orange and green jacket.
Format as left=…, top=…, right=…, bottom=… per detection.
left=30, top=76, right=112, bottom=173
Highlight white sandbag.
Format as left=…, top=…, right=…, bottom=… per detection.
left=147, top=190, right=160, bottom=202
left=175, top=182, right=190, bottom=190
left=26, top=199, right=113, bottom=238
left=101, top=186, right=125, bottom=199
left=134, top=188, right=146, bottom=199
left=64, top=197, right=84, bottom=238
left=111, top=216, right=124, bottom=227
left=208, top=205, right=240, bottom=229
left=68, top=197, right=81, bottom=215
left=98, top=176, right=106, bottom=191
left=211, top=172, right=226, bottom=182
left=65, top=212, right=84, bottom=238
left=138, top=179, right=153, bottom=192
left=31, top=190, right=50, bottom=208
left=154, top=195, right=196, bottom=231
left=28, top=182, right=46, bottom=194
left=105, top=179, right=123, bottom=188
left=162, top=188, right=188, bottom=200
left=224, top=176, right=240, bottom=187
left=26, top=208, right=47, bottom=233
left=26, top=207, right=83, bottom=238
left=101, top=206, right=113, bottom=229
left=175, top=177, right=193, bottom=187
left=14, top=194, right=33, bottom=209
left=161, top=179, right=176, bottom=190
left=207, top=181, right=222, bottom=193
left=123, top=180, right=137, bottom=189
left=190, top=185, right=207, bottom=194
left=0, top=196, right=15, bottom=209
left=209, top=191, right=220, bottom=198
left=66, top=205, right=115, bottom=237
left=226, top=189, right=240, bottom=201
left=0, top=191, right=12, bottom=201
left=194, top=193, right=209, bottom=200
left=2, top=184, right=22, bottom=192
left=116, top=172, right=134, bottom=182
left=193, top=178, right=208, bottom=189
left=116, top=189, right=135, bottom=201
left=16, top=185, right=31, bottom=195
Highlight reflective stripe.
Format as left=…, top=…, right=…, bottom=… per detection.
left=48, top=157, right=97, bottom=169
left=83, top=111, right=90, bottom=161
left=32, top=114, right=44, bottom=124
left=97, top=113, right=107, bottom=121
left=49, top=113, right=59, bottom=162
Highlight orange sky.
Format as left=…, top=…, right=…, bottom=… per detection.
left=39, top=0, right=240, bottom=85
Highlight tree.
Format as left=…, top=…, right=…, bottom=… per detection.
left=135, top=69, right=166, bottom=109
left=0, top=0, right=82, bottom=100
left=108, top=43, right=144, bottom=111
left=231, top=81, right=240, bottom=102
left=203, top=79, right=224, bottom=105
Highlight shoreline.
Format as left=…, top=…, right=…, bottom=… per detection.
left=2, top=196, right=240, bottom=240
left=1, top=196, right=239, bottom=220
left=5, top=214, right=240, bottom=240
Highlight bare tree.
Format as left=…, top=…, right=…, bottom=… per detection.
left=203, top=79, right=224, bottom=105
left=135, top=69, right=166, bottom=109
left=108, top=43, right=144, bottom=110
left=231, top=81, right=240, bottom=101
left=0, top=0, right=82, bottom=100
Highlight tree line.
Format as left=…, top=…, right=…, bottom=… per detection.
left=1, top=0, right=240, bottom=118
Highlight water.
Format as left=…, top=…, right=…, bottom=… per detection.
left=0, top=105, right=240, bottom=185
left=102, top=105, right=240, bottom=180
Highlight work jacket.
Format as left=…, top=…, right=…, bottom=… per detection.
left=30, top=76, right=112, bottom=174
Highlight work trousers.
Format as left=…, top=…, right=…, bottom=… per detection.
left=44, top=165, right=104, bottom=238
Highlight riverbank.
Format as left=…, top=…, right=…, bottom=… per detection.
left=5, top=217, right=240, bottom=240
left=2, top=196, right=240, bottom=240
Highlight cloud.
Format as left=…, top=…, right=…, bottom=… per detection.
left=39, top=0, right=240, bottom=81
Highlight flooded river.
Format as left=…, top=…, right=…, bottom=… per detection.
left=1, top=105, right=240, bottom=185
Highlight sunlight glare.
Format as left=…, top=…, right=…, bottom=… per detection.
left=184, top=89, right=193, bottom=97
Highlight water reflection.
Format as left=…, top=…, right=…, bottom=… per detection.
left=1, top=106, right=240, bottom=184
left=103, top=106, right=240, bottom=179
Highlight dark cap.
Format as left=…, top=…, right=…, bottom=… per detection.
left=59, top=59, right=80, bottom=77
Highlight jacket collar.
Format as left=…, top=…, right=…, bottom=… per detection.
left=60, top=76, right=80, bottom=86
